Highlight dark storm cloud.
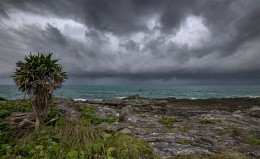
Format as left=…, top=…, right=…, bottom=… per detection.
left=0, top=0, right=259, bottom=84
left=120, top=40, right=140, bottom=52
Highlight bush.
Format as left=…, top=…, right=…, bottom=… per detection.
left=80, top=106, right=117, bottom=125
left=0, top=97, right=7, bottom=101
left=0, top=101, right=157, bottom=159
left=0, top=119, right=156, bottom=159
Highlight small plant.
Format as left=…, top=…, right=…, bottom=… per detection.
left=176, top=140, right=188, bottom=145
left=180, top=125, right=192, bottom=132
left=167, top=129, right=179, bottom=133
left=80, top=106, right=117, bottom=125
left=217, top=130, right=225, bottom=136
left=159, top=117, right=175, bottom=128
left=244, top=135, right=260, bottom=145
left=231, top=126, right=245, bottom=137
left=198, top=119, right=221, bottom=125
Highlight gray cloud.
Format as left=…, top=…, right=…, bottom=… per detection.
left=0, top=0, right=259, bottom=84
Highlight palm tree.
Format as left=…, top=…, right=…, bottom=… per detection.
left=12, top=53, right=67, bottom=129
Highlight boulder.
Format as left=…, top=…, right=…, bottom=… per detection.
left=97, top=122, right=125, bottom=132
left=119, top=128, right=132, bottom=134
left=57, top=105, right=80, bottom=121
left=247, top=106, right=260, bottom=118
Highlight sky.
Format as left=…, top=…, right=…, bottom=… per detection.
left=0, top=0, right=259, bottom=85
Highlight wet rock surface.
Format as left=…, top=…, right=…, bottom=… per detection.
left=75, top=97, right=260, bottom=158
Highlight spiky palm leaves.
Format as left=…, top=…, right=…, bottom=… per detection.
left=12, top=53, right=67, bottom=129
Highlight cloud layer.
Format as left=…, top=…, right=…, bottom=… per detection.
left=0, top=0, right=259, bottom=84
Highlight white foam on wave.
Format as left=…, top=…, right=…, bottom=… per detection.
left=73, top=98, right=103, bottom=101
left=116, top=96, right=126, bottom=99
left=225, top=95, right=260, bottom=98
left=245, top=95, right=260, bottom=98
left=73, top=98, right=88, bottom=102
left=190, top=97, right=197, bottom=100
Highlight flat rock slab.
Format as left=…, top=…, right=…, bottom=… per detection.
left=81, top=98, right=260, bottom=158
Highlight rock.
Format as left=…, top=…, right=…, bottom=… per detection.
left=151, top=141, right=211, bottom=158
left=119, top=105, right=138, bottom=123
left=124, top=95, right=143, bottom=100
left=96, top=106, right=119, bottom=119
left=109, top=122, right=125, bottom=131
left=97, top=122, right=111, bottom=131
left=247, top=106, right=260, bottom=118
left=57, top=105, right=80, bottom=121
left=83, top=97, right=260, bottom=158
left=5, top=112, right=35, bottom=127
left=97, top=122, right=125, bottom=132
left=119, top=128, right=132, bottom=134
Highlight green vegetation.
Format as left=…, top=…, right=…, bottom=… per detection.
left=12, top=53, right=67, bottom=129
left=231, top=126, right=245, bottom=137
left=230, top=126, right=260, bottom=145
left=0, top=97, right=7, bottom=101
left=159, top=116, right=175, bottom=128
left=80, top=106, right=117, bottom=125
left=0, top=100, right=157, bottom=158
left=244, top=135, right=260, bottom=145
left=180, top=125, right=192, bottom=132
left=176, top=140, right=188, bottom=145
left=198, top=119, right=221, bottom=125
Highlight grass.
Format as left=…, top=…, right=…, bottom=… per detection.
left=0, top=99, right=157, bottom=159
left=159, top=116, right=175, bottom=128
left=231, top=126, right=245, bottom=137
left=80, top=106, right=117, bottom=125
left=230, top=126, right=260, bottom=145
left=176, top=140, right=188, bottom=145
left=244, top=135, right=260, bottom=145
left=180, top=125, right=192, bottom=132
left=1, top=120, right=156, bottom=159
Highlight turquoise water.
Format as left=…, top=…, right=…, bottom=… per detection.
left=0, top=85, right=259, bottom=100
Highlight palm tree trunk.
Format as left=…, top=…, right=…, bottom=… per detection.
left=32, top=102, right=43, bottom=130
left=32, top=88, right=51, bottom=130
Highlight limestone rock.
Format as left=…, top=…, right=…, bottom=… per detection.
left=247, top=106, right=260, bottom=118
left=119, top=128, right=132, bottom=134
left=97, top=122, right=125, bottom=132
left=57, top=105, right=80, bottom=121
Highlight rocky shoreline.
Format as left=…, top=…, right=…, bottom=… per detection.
left=3, top=96, right=259, bottom=158
left=57, top=96, right=260, bottom=158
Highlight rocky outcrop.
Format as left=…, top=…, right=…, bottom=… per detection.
left=57, top=104, right=80, bottom=121
left=247, top=106, right=260, bottom=118
left=5, top=112, right=35, bottom=127
left=82, top=97, right=260, bottom=158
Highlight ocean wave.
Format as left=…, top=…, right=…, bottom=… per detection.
left=225, top=95, right=260, bottom=98
left=73, top=98, right=103, bottom=101
left=115, top=96, right=126, bottom=99
left=73, top=98, right=88, bottom=101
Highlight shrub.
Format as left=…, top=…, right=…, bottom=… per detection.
left=0, top=97, right=7, bottom=101
left=0, top=119, right=156, bottom=159
left=80, top=106, right=117, bottom=125
left=244, top=135, right=260, bottom=145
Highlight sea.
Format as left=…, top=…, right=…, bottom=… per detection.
left=0, top=85, right=259, bottom=100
